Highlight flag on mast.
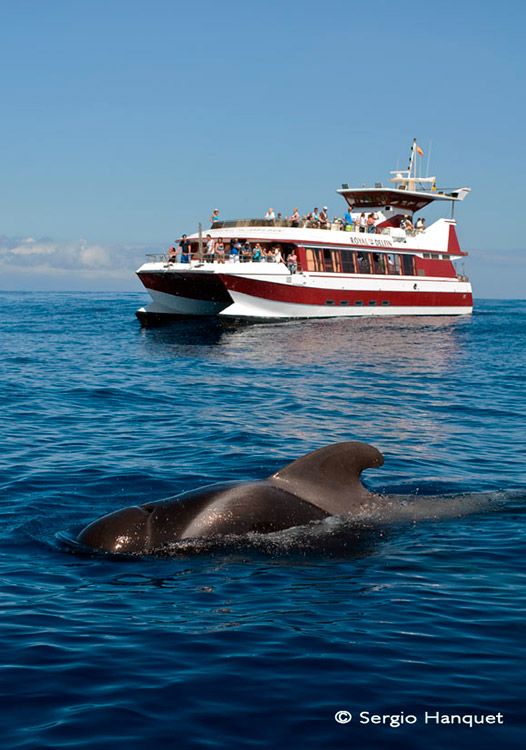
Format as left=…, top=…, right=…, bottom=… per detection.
left=416, top=144, right=424, bottom=156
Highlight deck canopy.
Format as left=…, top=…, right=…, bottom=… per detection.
left=337, top=186, right=470, bottom=212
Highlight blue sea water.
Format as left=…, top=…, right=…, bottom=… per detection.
left=0, top=292, right=524, bottom=750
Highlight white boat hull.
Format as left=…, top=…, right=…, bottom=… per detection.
left=218, top=272, right=473, bottom=319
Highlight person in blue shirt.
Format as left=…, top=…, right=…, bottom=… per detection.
left=229, top=239, right=240, bottom=263
left=344, top=208, right=354, bottom=231
left=179, top=235, right=191, bottom=263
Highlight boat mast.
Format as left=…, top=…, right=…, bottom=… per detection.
left=198, top=222, right=203, bottom=260
left=408, top=138, right=417, bottom=190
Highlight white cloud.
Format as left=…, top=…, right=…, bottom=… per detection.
left=0, top=234, right=158, bottom=290
left=78, top=244, right=112, bottom=268
left=9, top=239, right=56, bottom=256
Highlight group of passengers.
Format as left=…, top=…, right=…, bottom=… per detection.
left=342, top=210, right=380, bottom=233
left=401, top=215, right=426, bottom=234
left=204, top=238, right=285, bottom=264
left=168, top=237, right=297, bottom=270
left=209, top=206, right=425, bottom=235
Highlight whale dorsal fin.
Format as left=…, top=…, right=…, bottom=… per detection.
left=270, top=441, right=384, bottom=515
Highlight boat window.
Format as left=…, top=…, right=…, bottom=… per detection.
left=357, top=253, right=370, bottom=273
left=340, top=300, right=349, bottom=306
left=323, top=249, right=333, bottom=272
left=381, top=300, right=390, bottom=305
left=331, top=251, right=342, bottom=273
left=325, top=299, right=335, bottom=305
left=341, top=250, right=355, bottom=273
left=368, top=300, right=377, bottom=306
left=386, top=254, right=399, bottom=274
left=355, top=300, right=364, bottom=306
left=305, top=248, right=323, bottom=272
left=401, top=254, right=415, bottom=275
left=372, top=253, right=385, bottom=274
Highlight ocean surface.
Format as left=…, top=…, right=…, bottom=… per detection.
left=0, top=292, right=524, bottom=750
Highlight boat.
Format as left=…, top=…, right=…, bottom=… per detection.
left=136, top=140, right=473, bottom=322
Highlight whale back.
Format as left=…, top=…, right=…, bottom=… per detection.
left=76, top=441, right=385, bottom=553
left=270, top=441, right=384, bottom=515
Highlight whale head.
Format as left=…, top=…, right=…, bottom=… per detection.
left=77, top=505, right=153, bottom=554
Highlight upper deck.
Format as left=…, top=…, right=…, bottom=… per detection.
left=338, top=137, right=470, bottom=212
left=187, top=217, right=466, bottom=257
left=337, top=185, right=471, bottom=213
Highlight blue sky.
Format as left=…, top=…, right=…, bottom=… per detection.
left=0, top=0, right=524, bottom=296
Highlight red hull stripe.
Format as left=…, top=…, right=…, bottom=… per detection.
left=219, top=276, right=473, bottom=307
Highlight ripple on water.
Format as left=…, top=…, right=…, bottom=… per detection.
left=0, top=295, right=524, bottom=750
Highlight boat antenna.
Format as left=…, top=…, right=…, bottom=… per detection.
left=198, top=222, right=203, bottom=260
left=426, top=139, right=432, bottom=178
left=408, top=137, right=417, bottom=180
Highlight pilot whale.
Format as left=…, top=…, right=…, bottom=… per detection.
left=77, top=441, right=385, bottom=554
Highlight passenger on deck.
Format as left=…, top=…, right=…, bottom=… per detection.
left=290, top=208, right=300, bottom=227
left=367, top=214, right=376, bottom=233
left=344, top=208, right=354, bottom=231
left=415, top=217, right=426, bottom=233
left=287, top=250, right=298, bottom=274
left=358, top=212, right=367, bottom=233
left=167, top=244, right=177, bottom=262
left=252, top=243, right=262, bottom=262
left=310, top=208, right=321, bottom=227
left=205, top=234, right=215, bottom=262
left=402, top=216, right=414, bottom=234
left=179, top=234, right=191, bottom=263
left=263, top=247, right=273, bottom=262
left=319, top=207, right=329, bottom=228
left=216, top=240, right=225, bottom=263
left=241, top=241, right=252, bottom=262
left=229, top=239, right=241, bottom=262
left=273, top=245, right=283, bottom=263
left=265, top=208, right=275, bottom=220
left=210, top=209, right=220, bottom=224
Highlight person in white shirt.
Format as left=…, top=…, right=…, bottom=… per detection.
left=358, top=213, right=367, bottom=233
left=205, top=235, right=215, bottom=262
left=265, top=208, right=276, bottom=220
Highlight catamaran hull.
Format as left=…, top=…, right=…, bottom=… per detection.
left=218, top=274, right=473, bottom=319
left=136, top=269, right=232, bottom=321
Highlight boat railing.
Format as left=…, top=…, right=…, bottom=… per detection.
left=213, top=218, right=350, bottom=230
left=210, top=218, right=421, bottom=238
left=145, top=253, right=168, bottom=263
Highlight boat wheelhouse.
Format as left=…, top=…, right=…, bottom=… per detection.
left=136, top=140, right=473, bottom=322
